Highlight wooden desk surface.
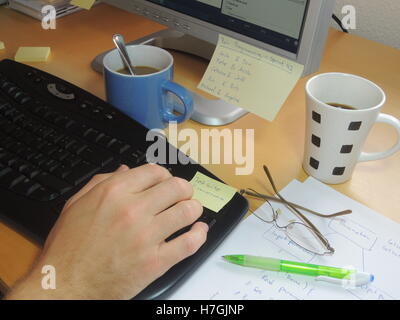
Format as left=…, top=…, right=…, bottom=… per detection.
left=0, top=3, right=399, bottom=289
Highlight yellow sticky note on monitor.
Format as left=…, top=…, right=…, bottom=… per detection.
left=190, top=172, right=236, bottom=213
left=70, top=0, right=96, bottom=10
left=198, top=34, right=304, bottom=121
left=15, top=47, right=51, bottom=62
left=0, top=41, right=4, bottom=50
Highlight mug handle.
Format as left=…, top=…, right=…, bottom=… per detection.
left=359, top=113, right=400, bottom=162
left=161, top=80, right=193, bottom=124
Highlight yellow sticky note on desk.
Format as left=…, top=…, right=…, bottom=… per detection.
left=198, top=34, right=304, bottom=121
left=190, top=172, right=236, bottom=213
left=15, top=47, right=51, bottom=62
left=0, top=41, right=4, bottom=50
left=70, top=0, right=96, bottom=10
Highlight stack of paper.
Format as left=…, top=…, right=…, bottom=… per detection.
left=14, top=47, right=51, bottom=62
left=170, top=177, right=400, bottom=300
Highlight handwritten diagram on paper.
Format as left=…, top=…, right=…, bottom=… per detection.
left=169, top=178, right=400, bottom=300
left=198, top=34, right=304, bottom=121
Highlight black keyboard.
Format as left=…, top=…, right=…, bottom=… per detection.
left=0, top=59, right=248, bottom=299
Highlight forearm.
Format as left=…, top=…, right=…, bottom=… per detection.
left=5, top=267, right=66, bottom=300
left=5, top=264, right=87, bottom=300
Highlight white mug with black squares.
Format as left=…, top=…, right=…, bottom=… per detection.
left=303, top=73, right=400, bottom=184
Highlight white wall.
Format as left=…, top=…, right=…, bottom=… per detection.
left=332, top=0, right=400, bottom=49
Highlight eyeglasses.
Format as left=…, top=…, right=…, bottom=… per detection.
left=240, top=165, right=352, bottom=255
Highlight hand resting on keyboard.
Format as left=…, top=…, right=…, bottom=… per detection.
left=6, top=163, right=209, bottom=300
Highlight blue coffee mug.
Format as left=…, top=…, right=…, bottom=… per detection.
left=103, top=45, right=193, bottom=129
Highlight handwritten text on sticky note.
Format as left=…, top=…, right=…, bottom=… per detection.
left=190, top=172, right=236, bottom=213
left=198, top=34, right=304, bottom=121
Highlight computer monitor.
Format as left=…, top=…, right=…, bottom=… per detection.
left=95, top=0, right=335, bottom=125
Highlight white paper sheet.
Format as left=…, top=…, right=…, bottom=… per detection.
left=169, top=177, right=400, bottom=300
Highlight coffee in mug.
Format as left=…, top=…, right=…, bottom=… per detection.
left=326, top=102, right=357, bottom=111
left=117, top=65, right=160, bottom=76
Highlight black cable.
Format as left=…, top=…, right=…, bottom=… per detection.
left=332, top=14, right=349, bottom=33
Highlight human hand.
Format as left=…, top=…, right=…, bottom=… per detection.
left=7, top=164, right=208, bottom=299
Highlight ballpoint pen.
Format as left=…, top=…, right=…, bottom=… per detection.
left=223, top=255, right=374, bottom=287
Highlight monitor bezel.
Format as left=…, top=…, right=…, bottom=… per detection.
left=104, top=0, right=335, bottom=76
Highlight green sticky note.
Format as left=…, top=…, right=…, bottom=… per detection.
left=70, top=0, right=96, bottom=10
left=0, top=41, right=4, bottom=50
left=14, top=47, right=51, bottom=62
left=190, top=172, right=236, bottom=213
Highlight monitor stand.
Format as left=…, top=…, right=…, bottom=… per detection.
left=91, top=29, right=248, bottom=126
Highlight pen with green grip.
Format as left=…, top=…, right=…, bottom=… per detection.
left=223, top=255, right=374, bottom=286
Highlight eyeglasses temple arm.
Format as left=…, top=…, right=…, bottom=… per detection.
left=240, top=189, right=351, bottom=218
left=262, top=165, right=334, bottom=253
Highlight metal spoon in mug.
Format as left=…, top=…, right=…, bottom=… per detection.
left=112, top=34, right=136, bottom=75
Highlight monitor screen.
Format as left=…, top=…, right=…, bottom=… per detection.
left=100, top=0, right=334, bottom=78
left=145, top=0, right=309, bottom=54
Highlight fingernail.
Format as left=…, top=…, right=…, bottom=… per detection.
left=199, top=222, right=209, bottom=233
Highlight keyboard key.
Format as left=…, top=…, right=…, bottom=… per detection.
left=62, top=153, right=81, bottom=167
left=11, top=178, right=40, bottom=196
left=55, top=116, right=76, bottom=129
left=0, top=80, right=11, bottom=90
left=0, top=168, right=25, bottom=188
left=8, top=141, right=24, bottom=154
left=3, top=107, right=18, bottom=118
left=10, top=158, right=31, bottom=172
left=34, top=172, right=72, bottom=194
left=52, top=148, right=71, bottom=162
left=18, top=146, right=35, bottom=161
left=1, top=136, right=15, bottom=149
left=2, top=120, right=16, bottom=134
left=66, top=140, right=87, bottom=155
left=58, top=136, right=77, bottom=149
left=0, top=166, right=12, bottom=178
left=20, top=165, right=41, bottom=179
left=110, top=140, right=131, bottom=154
left=41, top=142, right=59, bottom=156
left=64, top=161, right=99, bottom=186
left=5, top=85, right=19, bottom=96
left=84, top=128, right=100, bottom=142
left=14, top=115, right=30, bottom=128
left=97, top=135, right=115, bottom=148
left=0, top=148, right=14, bottom=164
left=33, top=105, right=51, bottom=117
left=36, top=126, right=54, bottom=139
left=30, top=186, right=59, bottom=201
left=43, top=111, right=61, bottom=123
left=53, top=164, right=73, bottom=179
left=46, top=160, right=61, bottom=173
left=15, top=93, right=32, bottom=105
left=80, top=147, right=113, bottom=167
left=46, top=131, right=65, bottom=144
left=6, top=156, right=20, bottom=167
left=25, top=120, right=42, bottom=133
left=31, top=153, right=49, bottom=166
